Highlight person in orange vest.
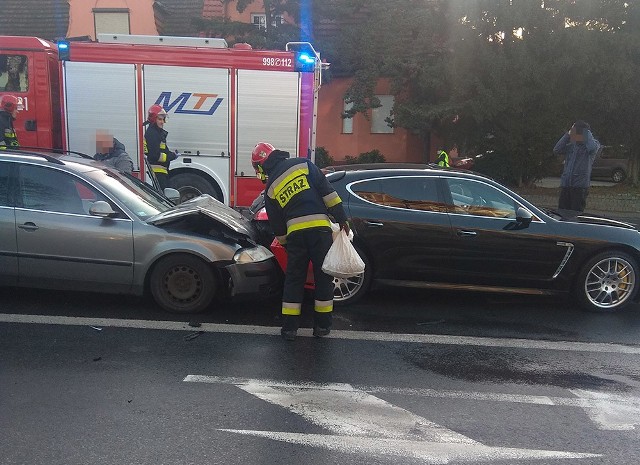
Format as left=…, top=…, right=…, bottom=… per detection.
left=144, top=104, right=178, bottom=189
left=0, top=95, right=20, bottom=150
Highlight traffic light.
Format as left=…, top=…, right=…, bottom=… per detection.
left=57, top=40, right=70, bottom=61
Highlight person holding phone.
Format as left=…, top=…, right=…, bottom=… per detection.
left=553, top=120, right=601, bottom=213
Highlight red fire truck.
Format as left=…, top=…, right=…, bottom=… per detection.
left=0, top=34, right=321, bottom=207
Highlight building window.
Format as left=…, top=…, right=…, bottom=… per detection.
left=94, top=9, right=130, bottom=36
left=342, top=101, right=353, bottom=134
left=251, top=13, right=283, bottom=30
left=0, top=55, right=28, bottom=92
left=370, top=95, right=394, bottom=134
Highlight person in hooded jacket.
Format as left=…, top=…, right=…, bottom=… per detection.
left=144, top=104, right=178, bottom=189
left=0, top=94, right=20, bottom=150
left=94, top=129, right=134, bottom=174
left=553, top=120, right=601, bottom=213
left=251, top=142, right=350, bottom=341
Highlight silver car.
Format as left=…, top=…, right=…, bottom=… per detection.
left=0, top=150, right=281, bottom=313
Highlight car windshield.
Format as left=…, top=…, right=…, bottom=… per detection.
left=86, top=168, right=174, bottom=220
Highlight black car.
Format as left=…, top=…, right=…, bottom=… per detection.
left=256, top=163, right=640, bottom=312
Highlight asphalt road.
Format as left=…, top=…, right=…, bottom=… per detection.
left=1, top=287, right=639, bottom=464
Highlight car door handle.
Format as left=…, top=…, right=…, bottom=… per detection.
left=456, top=229, right=477, bottom=237
left=363, top=220, right=384, bottom=227
left=18, top=222, right=39, bottom=232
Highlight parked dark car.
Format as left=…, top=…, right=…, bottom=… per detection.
left=454, top=146, right=629, bottom=184
left=591, top=145, right=629, bottom=183
left=0, top=149, right=280, bottom=313
left=252, top=164, right=640, bottom=312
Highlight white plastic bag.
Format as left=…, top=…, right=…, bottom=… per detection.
left=322, top=229, right=366, bottom=278
left=329, top=221, right=353, bottom=241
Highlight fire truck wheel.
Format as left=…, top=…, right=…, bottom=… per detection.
left=149, top=254, right=217, bottom=313
left=170, top=173, right=223, bottom=203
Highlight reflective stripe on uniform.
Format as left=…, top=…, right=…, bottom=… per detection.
left=286, top=214, right=331, bottom=235
left=151, top=164, right=168, bottom=174
left=276, top=235, right=287, bottom=245
left=314, top=299, right=333, bottom=314
left=268, top=164, right=312, bottom=208
left=282, top=302, right=302, bottom=316
left=323, top=191, right=342, bottom=208
left=267, top=162, right=309, bottom=199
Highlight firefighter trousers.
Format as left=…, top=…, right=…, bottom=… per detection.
left=281, top=228, right=334, bottom=331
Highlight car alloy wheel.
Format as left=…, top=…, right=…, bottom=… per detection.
left=578, top=252, right=637, bottom=312
left=333, top=274, right=364, bottom=303
left=332, top=245, right=372, bottom=306
left=150, top=254, right=217, bottom=313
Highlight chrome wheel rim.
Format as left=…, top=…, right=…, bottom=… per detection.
left=585, top=257, right=635, bottom=309
left=333, top=273, right=364, bottom=302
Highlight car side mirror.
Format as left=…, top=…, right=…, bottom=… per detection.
left=89, top=200, right=117, bottom=218
left=164, top=187, right=181, bottom=203
left=516, top=206, right=533, bottom=226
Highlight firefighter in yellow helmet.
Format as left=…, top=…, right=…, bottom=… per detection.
left=144, top=104, right=178, bottom=189
left=251, top=142, right=349, bottom=341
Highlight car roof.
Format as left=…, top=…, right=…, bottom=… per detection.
left=324, top=163, right=488, bottom=182
left=323, top=162, right=435, bottom=173
left=0, top=148, right=100, bottom=173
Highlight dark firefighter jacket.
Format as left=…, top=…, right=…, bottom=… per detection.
left=144, top=123, right=176, bottom=175
left=0, top=111, right=19, bottom=149
left=263, top=150, right=348, bottom=244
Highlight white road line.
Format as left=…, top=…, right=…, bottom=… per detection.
left=238, top=381, right=477, bottom=443
left=1, top=313, right=640, bottom=354
left=217, top=431, right=600, bottom=462
left=186, top=376, right=601, bottom=461
left=186, top=375, right=640, bottom=431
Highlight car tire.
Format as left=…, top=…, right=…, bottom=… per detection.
left=575, top=250, right=638, bottom=313
left=170, top=173, right=223, bottom=203
left=150, top=254, right=217, bottom=313
left=611, top=169, right=625, bottom=183
left=333, top=245, right=372, bottom=306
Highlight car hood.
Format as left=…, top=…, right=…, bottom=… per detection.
left=146, top=194, right=257, bottom=239
left=550, top=208, right=637, bottom=229
left=574, top=213, right=637, bottom=229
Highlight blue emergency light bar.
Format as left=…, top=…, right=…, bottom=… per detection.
left=287, top=42, right=319, bottom=73
left=294, top=52, right=316, bottom=72
left=57, top=40, right=70, bottom=61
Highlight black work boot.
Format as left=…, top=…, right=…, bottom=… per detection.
left=312, top=326, right=330, bottom=338
left=281, top=328, right=297, bottom=341
left=313, top=312, right=332, bottom=338
left=281, top=315, right=299, bottom=341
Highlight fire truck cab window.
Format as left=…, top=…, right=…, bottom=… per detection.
left=0, top=55, right=28, bottom=93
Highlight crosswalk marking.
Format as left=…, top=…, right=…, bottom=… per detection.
left=186, top=375, right=602, bottom=462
